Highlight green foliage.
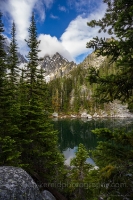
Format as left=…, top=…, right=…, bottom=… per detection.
left=18, top=12, right=65, bottom=183
left=0, top=136, right=21, bottom=166
left=86, top=2, right=133, bottom=199
left=67, top=143, right=93, bottom=200
left=48, top=65, right=95, bottom=113
left=91, top=128, right=133, bottom=199
left=0, top=12, right=18, bottom=139
left=87, top=0, right=133, bottom=103
left=0, top=12, right=65, bottom=189
left=8, top=22, right=19, bottom=85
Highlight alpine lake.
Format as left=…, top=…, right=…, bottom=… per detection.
left=51, top=118, right=133, bottom=165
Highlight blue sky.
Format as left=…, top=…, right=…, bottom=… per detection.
left=1, top=0, right=108, bottom=63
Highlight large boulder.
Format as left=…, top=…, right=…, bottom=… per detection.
left=41, top=190, right=56, bottom=200
left=0, top=166, right=44, bottom=200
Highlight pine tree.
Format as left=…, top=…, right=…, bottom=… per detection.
left=19, top=12, right=64, bottom=182
left=6, top=22, right=20, bottom=139
left=0, top=12, right=21, bottom=166
left=86, top=2, right=133, bottom=199
left=0, top=11, right=12, bottom=137
left=68, top=144, right=93, bottom=200
left=8, top=22, right=19, bottom=85
left=86, top=0, right=133, bottom=103
left=0, top=11, right=7, bottom=131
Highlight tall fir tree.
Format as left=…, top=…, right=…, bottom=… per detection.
left=7, top=21, right=20, bottom=137
left=8, top=22, right=19, bottom=85
left=0, top=11, right=12, bottom=137
left=0, top=11, right=7, bottom=131
left=0, top=12, right=21, bottom=166
left=68, top=144, right=93, bottom=200
left=19, top=12, right=64, bottom=182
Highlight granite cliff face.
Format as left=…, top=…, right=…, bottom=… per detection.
left=81, top=52, right=106, bottom=69
left=38, top=52, right=77, bottom=82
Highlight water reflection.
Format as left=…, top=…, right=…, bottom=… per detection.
left=52, top=118, right=133, bottom=165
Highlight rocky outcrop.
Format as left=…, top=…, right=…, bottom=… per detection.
left=81, top=52, right=106, bottom=69
left=89, top=100, right=133, bottom=118
left=0, top=166, right=60, bottom=200
left=38, top=52, right=76, bottom=82
left=0, top=166, right=44, bottom=200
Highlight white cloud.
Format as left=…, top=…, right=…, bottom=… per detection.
left=1, top=0, right=54, bottom=57
left=67, top=0, right=102, bottom=13
left=63, top=147, right=77, bottom=166
left=58, top=5, right=67, bottom=12
left=60, top=3, right=108, bottom=60
left=1, top=0, right=110, bottom=63
left=50, top=14, right=59, bottom=19
left=38, top=34, right=74, bottom=62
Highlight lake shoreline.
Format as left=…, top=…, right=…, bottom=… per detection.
left=50, top=112, right=133, bottom=119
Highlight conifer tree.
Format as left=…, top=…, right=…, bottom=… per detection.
left=0, top=11, right=11, bottom=137
left=91, top=128, right=133, bottom=199
left=0, top=12, right=21, bottom=166
left=19, top=12, right=64, bottom=182
left=86, top=1, right=133, bottom=199
left=6, top=22, right=20, bottom=138
left=8, top=22, right=19, bottom=85
left=0, top=11, right=7, bottom=129
left=86, top=0, right=133, bottom=103
left=69, top=144, right=93, bottom=200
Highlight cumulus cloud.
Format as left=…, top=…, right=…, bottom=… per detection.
left=1, top=0, right=54, bottom=56
left=1, top=0, right=109, bottom=63
left=60, top=3, right=108, bottom=60
left=38, top=34, right=74, bottom=61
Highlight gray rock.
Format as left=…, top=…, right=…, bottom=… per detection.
left=0, top=166, right=44, bottom=200
left=52, top=112, right=58, bottom=117
left=41, top=190, right=56, bottom=200
left=87, top=114, right=92, bottom=118
left=81, top=112, right=88, bottom=118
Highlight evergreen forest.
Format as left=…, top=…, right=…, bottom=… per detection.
left=0, top=0, right=133, bottom=199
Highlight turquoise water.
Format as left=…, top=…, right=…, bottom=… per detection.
left=52, top=118, right=133, bottom=165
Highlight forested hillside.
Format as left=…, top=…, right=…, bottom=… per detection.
left=48, top=51, right=132, bottom=116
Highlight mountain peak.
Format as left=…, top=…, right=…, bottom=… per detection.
left=39, top=52, right=76, bottom=81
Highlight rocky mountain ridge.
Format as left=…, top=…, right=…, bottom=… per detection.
left=81, top=52, right=106, bottom=69
left=3, top=37, right=132, bottom=118
left=48, top=52, right=133, bottom=117
left=38, top=52, right=77, bottom=82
